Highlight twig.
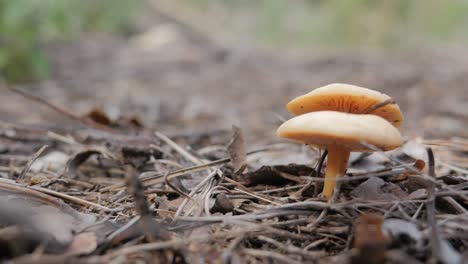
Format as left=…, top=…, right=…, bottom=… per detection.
left=105, top=229, right=250, bottom=259
left=173, top=170, right=218, bottom=219
left=101, top=148, right=268, bottom=192
left=7, top=85, right=114, bottom=132
left=155, top=131, right=202, bottom=165
left=363, top=98, right=396, bottom=114
left=0, top=179, right=63, bottom=208
left=222, top=235, right=245, bottom=263
left=426, top=147, right=441, bottom=263
left=257, top=235, right=323, bottom=258
left=30, top=185, right=115, bottom=212
left=295, top=149, right=327, bottom=197
left=242, top=248, right=301, bottom=264
left=163, top=171, right=191, bottom=200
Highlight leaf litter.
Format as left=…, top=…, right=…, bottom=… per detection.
left=0, top=92, right=467, bottom=263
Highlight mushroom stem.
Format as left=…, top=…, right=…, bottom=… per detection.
left=323, top=146, right=350, bottom=199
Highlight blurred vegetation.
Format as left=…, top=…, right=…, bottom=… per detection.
left=2, top=0, right=468, bottom=83
left=178, top=0, right=468, bottom=49
left=0, top=0, right=139, bottom=83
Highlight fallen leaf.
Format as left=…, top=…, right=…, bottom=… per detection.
left=210, top=193, right=234, bottom=214
left=66, top=147, right=115, bottom=176
left=121, top=146, right=163, bottom=168
left=351, top=177, right=407, bottom=201
left=66, top=149, right=103, bottom=176
left=64, top=232, right=97, bottom=256
left=227, top=126, right=247, bottom=175
left=84, top=107, right=112, bottom=126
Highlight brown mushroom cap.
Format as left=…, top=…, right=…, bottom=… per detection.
left=277, top=111, right=403, bottom=152
left=287, top=83, right=404, bottom=128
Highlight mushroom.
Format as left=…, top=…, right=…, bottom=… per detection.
left=277, top=111, right=403, bottom=199
left=287, top=83, right=404, bottom=128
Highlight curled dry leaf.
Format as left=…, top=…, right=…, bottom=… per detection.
left=351, top=177, right=407, bottom=201
left=66, top=149, right=103, bottom=176
left=121, top=146, right=163, bottom=168
left=227, top=126, right=247, bottom=175
left=66, top=147, right=115, bottom=176
left=210, top=193, right=234, bottom=214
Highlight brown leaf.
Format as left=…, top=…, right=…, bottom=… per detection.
left=66, top=149, right=103, bottom=176
left=227, top=126, right=247, bottom=175
left=83, top=107, right=112, bottom=126
left=64, top=232, right=97, bottom=256
left=210, top=193, right=234, bottom=214
left=66, top=147, right=116, bottom=176
left=351, top=177, right=407, bottom=201
left=121, top=146, right=163, bottom=168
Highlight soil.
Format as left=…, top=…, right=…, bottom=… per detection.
left=0, top=28, right=467, bottom=263
left=2, top=30, right=467, bottom=140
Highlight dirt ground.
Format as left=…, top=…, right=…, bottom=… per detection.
left=1, top=28, right=467, bottom=140
left=0, top=28, right=467, bottom=263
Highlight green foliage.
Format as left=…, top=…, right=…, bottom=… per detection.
left=0, top=0, right=140, bottom=83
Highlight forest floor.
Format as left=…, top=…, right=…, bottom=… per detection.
left=0, top=28, right=467, bottom=263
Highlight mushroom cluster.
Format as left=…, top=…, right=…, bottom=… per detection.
left=277, top=83, right=404, bottom=199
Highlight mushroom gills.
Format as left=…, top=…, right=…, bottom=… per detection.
left=322, top=145, right=350, bottom=199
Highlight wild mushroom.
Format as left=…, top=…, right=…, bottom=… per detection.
left=287, top=83, right=404, bottom=128
left=277, top=111, right=403, bottom=199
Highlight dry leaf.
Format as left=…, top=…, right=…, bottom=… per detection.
left=351, top=177, right=407, bottom=201
left=64, top=232, right=97, bottom=256
left=84, top=107, right=112, bottom=126
left=66, top=149, right=102, bottom=175
left=227, top=126, right=247, bottom=174
left=210, top=193, right=234, bottom=214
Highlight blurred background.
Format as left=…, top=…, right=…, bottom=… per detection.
left=1, top=0, right=467, bottom=140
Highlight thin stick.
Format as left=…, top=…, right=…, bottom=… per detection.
left=426, top=147, right=441, bottom=262
left=30, top=185, right=114, bottom=212
left=295, top=149, right=328, bottom=197
left=363, top=98, right=396, bottom=114
left=163, top=171, right=191, bottom=200
left=234, top=187, right=283, bottom=206
left=242, top=248, right=302, bottom=264
left=0, top=179, right=63, bottom=207
left=155, top=131, right=202, bottom=165
left=101, top=148, right=269, bottom=192
left=7, top=85, right=114, bottom=132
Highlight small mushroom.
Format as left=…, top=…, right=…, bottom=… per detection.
left=287, top=83, right=404, bottom=127
left=277, top=111, right=403, bottom=199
